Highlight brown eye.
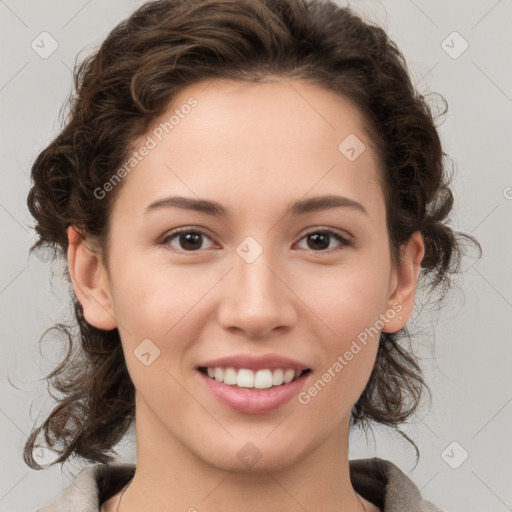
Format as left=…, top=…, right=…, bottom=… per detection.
left=163, top=229, right=215, bottom=252
left=307, top=233, right=330, bottom=250
left=296, top=229, right=350, bottom=252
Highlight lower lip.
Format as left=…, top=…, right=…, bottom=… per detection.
left=199, top=370, right=310, bottom=414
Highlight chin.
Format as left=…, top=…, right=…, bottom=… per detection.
left=195, top=436, right=307, bottom=474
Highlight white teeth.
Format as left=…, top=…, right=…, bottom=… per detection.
left=283, top=369, right=295, bottom=384
left=204, top=367, right=306, bottom=389
left=236, top=369, right=254, bottom=388
left=272, top=368, right=284, bottom=386
left=254, top=369, right=273, bottom=389
left=214, top=367, right=224, bottom=382
left=223, top=367, right=238, bottom=385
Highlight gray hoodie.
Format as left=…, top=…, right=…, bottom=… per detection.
left=38, top=458, right=442, bottom=511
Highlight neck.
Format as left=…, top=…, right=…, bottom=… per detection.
left=119, top=395, right=366, bottom=512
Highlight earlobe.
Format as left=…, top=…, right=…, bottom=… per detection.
left=67, top=226, right=117, bottom=330
left=382, top=231, right=425, bottom=333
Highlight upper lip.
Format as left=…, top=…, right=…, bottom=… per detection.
left=198, top=354, right=310, bottom=371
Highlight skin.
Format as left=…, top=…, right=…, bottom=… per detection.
left=68, top=77, right=424, bottom=512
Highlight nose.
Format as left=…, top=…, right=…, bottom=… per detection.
left=216, top=248, right=298, bottom=338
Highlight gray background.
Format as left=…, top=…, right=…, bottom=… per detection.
left=1, top=0, right=511, bottom=510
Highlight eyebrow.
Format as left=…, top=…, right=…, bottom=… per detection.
left=145, top=194, right=368, bottom=217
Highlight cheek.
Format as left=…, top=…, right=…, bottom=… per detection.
left=296, top=343, right=378, bottom=432
left=110, top=257, right=206, bottom=329
left=109, top=259, right=216, bottom=371
left=112, top=264, right=206, bottom=411
left=291, top=259, right=389, bottom=402
left=296, top=270, right=385, bottom=417
left=296, top=261, right=391, bottom=344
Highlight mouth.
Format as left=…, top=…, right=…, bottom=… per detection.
left=197, top=366, right=312, bottom=390
left=197, top=365, right=312, bottom=414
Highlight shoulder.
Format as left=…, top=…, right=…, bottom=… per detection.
left=349, top=457, right=443, bottom=512
left=38, top=463, right=136, bottom=512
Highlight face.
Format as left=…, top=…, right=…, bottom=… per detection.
left=77, top=78, right=417, bottom=473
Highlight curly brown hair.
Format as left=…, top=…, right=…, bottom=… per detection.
left=24, top=0, right=479, bottom=470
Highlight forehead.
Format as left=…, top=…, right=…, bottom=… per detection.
left=112, top=77, right=385, bottom=222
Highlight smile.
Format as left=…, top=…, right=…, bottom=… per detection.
left=199, top=366, right=310, bottom=389
left=197, top=367, right=312, bottom=414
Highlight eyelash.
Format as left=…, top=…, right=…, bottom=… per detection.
left=159, top=226, right=351, bottom=254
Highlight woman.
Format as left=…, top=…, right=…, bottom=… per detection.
left=25, top=0, right=478, bottom=510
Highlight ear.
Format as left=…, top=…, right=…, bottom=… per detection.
left=67, top=226, right=117, bottom=330
left=382, top=230, right=425, bottom=333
